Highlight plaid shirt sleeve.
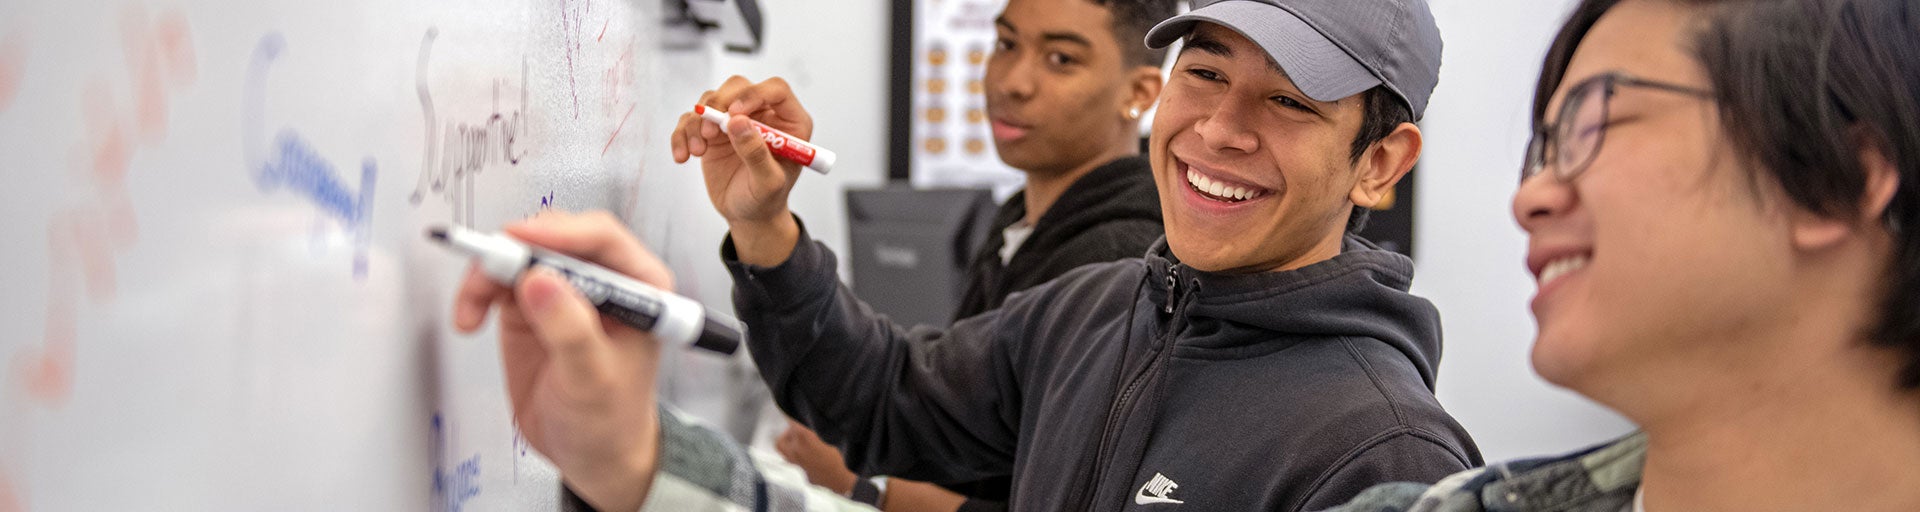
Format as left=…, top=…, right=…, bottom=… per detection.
left=561, top=407, right=879, bottom=512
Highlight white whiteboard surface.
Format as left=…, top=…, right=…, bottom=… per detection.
left=0, top=0, right=740, bottom=509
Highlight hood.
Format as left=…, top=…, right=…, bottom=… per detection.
left=1143, top=235, right=1445, bottom=389
left=1004, top=155, right=1162, bottom=237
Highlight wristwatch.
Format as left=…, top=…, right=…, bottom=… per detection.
left=849, top=475, right=889, bottom=506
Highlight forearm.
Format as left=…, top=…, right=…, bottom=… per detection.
left=723, top=222, right=1021, bottom=483
left=562, top=420, right=658, bottom=512
left=879, top=480, right=967, bottom=512
left=563, top=407, right=878, bottom=512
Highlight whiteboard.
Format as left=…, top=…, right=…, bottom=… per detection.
left=0, top=0, right=740, bottom=509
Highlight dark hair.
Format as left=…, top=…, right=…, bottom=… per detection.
left=1537, top=0, right=1920, bottom=388
left=1094, top=0, right=1181, bottom=67
left=1345, top=87, right=1415, bottom=232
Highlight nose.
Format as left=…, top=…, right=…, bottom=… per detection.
left=1512, top=170, right=1576, bottom=233
left=986, top=49, right=1034, bottom=104
left=1192, top=101, right=1258, bottom=154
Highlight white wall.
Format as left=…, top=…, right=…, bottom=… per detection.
left=1417, top=0, right=1636, bottom=461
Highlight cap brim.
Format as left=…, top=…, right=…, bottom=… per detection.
left=1144, top=1, right=1380, bottom=104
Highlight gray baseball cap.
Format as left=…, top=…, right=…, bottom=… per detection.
left=1145, top=0, right=1443, bottom=121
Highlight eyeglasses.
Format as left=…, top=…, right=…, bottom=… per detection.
left=1522, top=72, right=1715, bottom=182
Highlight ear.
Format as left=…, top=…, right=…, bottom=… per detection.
left=1349, top=122, right=1421, bottom=209
left=1790, top=136, right=1902, bottom=250
left=1121, top=64, right=1164, bottom=123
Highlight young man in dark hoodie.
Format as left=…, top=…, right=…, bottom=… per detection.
left=449, top=0, right=1479, bottom=510
left=770, top=1, right=1173, bottom=509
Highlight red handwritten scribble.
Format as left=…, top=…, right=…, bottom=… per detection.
left=0, top=32, right=24, bottom=111
left=14, top=343, right=74, bottom=407
left=17, top=5, right=197, bottom=409
left=558, top=0, right=592, bottom=119
left=598, top=29, right=638, bottom=154
left=20, top=214, right=80, bottom=405
left=82, top=83, right=132, bottom=187
left=0, top=468, right=22, bottom=512
left=120, top=7, right=195, bottom=143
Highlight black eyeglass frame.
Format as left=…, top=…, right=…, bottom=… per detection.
left=1522, top=72, right=1715, bottom=182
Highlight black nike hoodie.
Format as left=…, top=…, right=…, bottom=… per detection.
left=725, top=224, right=1481, bottom=512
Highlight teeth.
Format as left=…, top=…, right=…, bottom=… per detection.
left=1537, top=255, right=1590, bottom=287
left=1186, top=168, right=1259, bottom=202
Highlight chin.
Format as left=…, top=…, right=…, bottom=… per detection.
left=1163, top=228, right=1234, bottom=272
left=998, top=143, right=1061, bottom=173
left=1528, top=326, right=1602, bottom=391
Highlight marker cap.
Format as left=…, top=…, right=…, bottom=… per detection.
left=809, top=146, right=837, bottom=174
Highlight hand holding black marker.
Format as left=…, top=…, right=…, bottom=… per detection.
left=429, top=225, right=741, bottom=355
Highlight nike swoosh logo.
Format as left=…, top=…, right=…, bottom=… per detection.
left=1135, top=494, right=1184, bottom=505
left=1134, top=473, right=1185, bottom=505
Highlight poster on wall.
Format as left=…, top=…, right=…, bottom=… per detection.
left=892, top=0, right=1025, bottom=199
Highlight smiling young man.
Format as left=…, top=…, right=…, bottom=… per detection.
left=450, top=1, right=1479, bottom=511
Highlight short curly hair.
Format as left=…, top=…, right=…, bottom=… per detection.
left=1094, top=0, right=1181, bottom=67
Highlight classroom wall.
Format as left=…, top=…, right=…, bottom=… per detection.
left=1416, top=0, right=1637, bottom=461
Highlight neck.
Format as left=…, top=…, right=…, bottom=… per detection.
left=1639, top=367, right=1920, bottom=511
left=1020, top=146, right=1134, bottom=226
left=1635, top=239, right=1920, bottom=511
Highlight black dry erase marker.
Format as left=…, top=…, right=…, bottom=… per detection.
left=427, top=225, right=741, bottom=355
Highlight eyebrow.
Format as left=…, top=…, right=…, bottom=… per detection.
left=995, top=17, right=1095, bottom=48
left=1180, top=33, right=1285, bottom=76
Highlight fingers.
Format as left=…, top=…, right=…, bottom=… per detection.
left=513, top=267, right=613, bottom=387
left=671, top=111, right=693, bottom=163
left=775, top=424, right=801, bottom=461
left=673, top=89, right=725, bottom=162
left=787, top=420, right=823, bottom=444
left=724, top=113, right=782, bottom=179
left=723, top=77, right=811, bottom=139
left=454, top=262, right=510, bottom=332
left=673, top=76, right=811, bottom=159
left=503, top=211, right=675, bottom=291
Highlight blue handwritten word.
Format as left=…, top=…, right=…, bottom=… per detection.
left=512, top=427, right=534, bottom=483
left=244, top=33, right=376, bottom=278
left=432, top=413, right=482, bottom=512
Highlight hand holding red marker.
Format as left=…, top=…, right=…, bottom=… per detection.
left=671, top=76, right=819, bottom=268
left=694, top=104, right=836, bottom=174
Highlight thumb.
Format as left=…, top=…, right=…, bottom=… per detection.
left=515, top=267, right=611, bottom=383
left=726, top=115, right=791, bottom=187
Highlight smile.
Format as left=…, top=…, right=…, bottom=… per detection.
left=1536, top=254, right=1589, bottom=288
left=1183, top=163, right=1270, bottom=203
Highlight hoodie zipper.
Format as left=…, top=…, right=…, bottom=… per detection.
left=1163, top=269, right=1177, bottom=314
left=1071, top=261, right=1184, bottom=511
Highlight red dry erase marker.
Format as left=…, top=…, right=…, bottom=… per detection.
left=695, top=104, right=837, bottom=174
